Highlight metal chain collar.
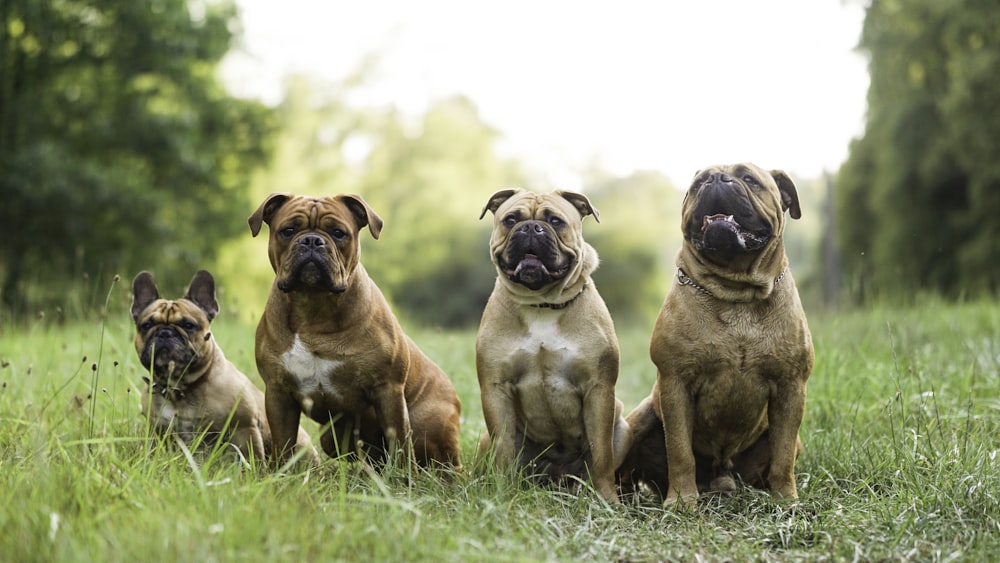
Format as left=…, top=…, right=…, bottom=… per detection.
left=676, top=267, right=787, bottom=299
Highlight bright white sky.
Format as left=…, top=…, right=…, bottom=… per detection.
left=220, top=0, right=869, bottom=188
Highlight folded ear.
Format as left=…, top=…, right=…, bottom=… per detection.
left=248, top=192, right=294, bottom=237
left=479, top=188, right=523, bottom=219
left=184, top=270, right=219, bottom=321
left=338, top=194, right=383, bottom=240
left=557, top=190, right=601, bottom=223
left=131, top=271, right=160, bottom=321
left=770, top=170, right=801, bottom=219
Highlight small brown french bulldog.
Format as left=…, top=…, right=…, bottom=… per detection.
left=131, top=270, right=317, bottom=463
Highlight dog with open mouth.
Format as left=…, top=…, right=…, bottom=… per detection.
left=476, top=188, right=632, bottom=503
left=618, top=163, right=814, bottom=504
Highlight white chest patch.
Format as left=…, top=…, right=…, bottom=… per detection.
left=519, top=311, right=578, bottom=356
left=280, top=335, right=344, bottom=404
left=157, top=401, right=177, bottom=427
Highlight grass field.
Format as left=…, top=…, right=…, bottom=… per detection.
left=1, top=290, right=998, bottom=561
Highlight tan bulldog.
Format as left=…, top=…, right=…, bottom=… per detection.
left=619, top=163, right=814, bottom=504
left=131, top=270, right=317, bottom=463
left=248, top=193, right=461, bottom=469
left=476, top=188, right=631, bottom=503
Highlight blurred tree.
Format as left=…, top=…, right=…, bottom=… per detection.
left=359, top=96, right=523, bottom=328
left=836, top=0, right=1000, bottom=301
left=0, top=0, right=272, bottom=315
left=584, top=169, right=682, bottom=326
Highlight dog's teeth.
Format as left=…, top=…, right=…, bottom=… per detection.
left=703, top=214, right=737, bottom=229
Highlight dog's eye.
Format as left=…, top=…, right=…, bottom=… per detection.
left=180, top=320, right=199, bottom=331
left=140, top=320, right=154, bottom=332
left=742, top=175, right=760, bottom=188
left=548, top=216, right=564, bottom=228
left=502, top=215, right=518, bottom=228
left=280, top=227, right=296, bottom=239
left=330, top=229, right=347, bottom=241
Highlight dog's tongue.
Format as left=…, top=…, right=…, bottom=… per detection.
left=514, top=253, right=549, bottom=277
left=517, top=253, right=543, bottom=267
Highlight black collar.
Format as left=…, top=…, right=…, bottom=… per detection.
left=528, top=285, right=586, bottom=310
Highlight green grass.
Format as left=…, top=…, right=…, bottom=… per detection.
left=2, top=294, right=999, bottom=561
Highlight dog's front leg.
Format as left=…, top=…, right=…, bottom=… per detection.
left=265, top=385, right=303, bottom=467
left=478, top=381, right=519, bottom=468
left=658, top=373, right=699, bottom=505
left=372, top=382, right=412, bottom=464
left=582, top=382, right=621, bottom=504
left=767, top=379, right=806, bottom=499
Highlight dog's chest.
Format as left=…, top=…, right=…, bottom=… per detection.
left=155, top=401, right=180, bottom=429
left=515, top=312, right=579, bottom=366
left=281, top=335, right=352, bottom=407
left=680, top=307, right=803, bottom=411
left=507, top=311, right=587, bottom=395
left=149, top=398, right=208, bottom=442
left=504, top=311, right=590, bottom=443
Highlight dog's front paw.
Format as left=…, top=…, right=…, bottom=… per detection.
left=663, top=489, right=699, bottom=508
left=768, top=473, right=798, bottom=500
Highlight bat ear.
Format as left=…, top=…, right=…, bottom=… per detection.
left=248, top=192, right=294, bottom=236
left=131, top=271, right=160, bottom=321
left=557, top=190, right=601, bottom=223
left=480, top=188, right=522, bottom=219
left=771, top=170, right=801, bottom=219
left=184, top=270, right=219, bottom=321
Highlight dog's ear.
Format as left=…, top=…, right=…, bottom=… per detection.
left=770, top=170, right=801, bottom=220
left=479, top=188, right=522, bottom=219
left=184, top=270, right=219, bottom=321
left=248, top=192, right=294, bottom=237
left=557, top=190, right=601, bottom=223
left=131, top=271, right=160, bottom=321
left=339, top=194, right=383, bottom=240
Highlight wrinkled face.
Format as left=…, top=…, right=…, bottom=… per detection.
left=488, top=192, right=587, bottom=291
left=682, top=163, right=796, bottom=263
left=264, top=196, right=370, bottom=294
left=133, top=300, right=212, bottom=380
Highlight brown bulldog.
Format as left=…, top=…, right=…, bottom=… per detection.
left=131, top=270, right=316, bottom=463
left=619, top=163, right=814, bottom=504
left=476, top=188, right=631, bottom=503
left=248, top=193, right=461, bottom=469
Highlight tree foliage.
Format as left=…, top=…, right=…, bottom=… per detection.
left=584, top=169, right=682, bottom=326
left=0, top=0, right=272, bottom=315
left=836, top=0, right=1000, bottom=301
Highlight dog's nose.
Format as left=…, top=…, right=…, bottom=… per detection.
left=517, top=221, right=547, bottom=235
left=706, top=172, right=735, bottom=185
left=154, top=326, right=180, bottom=340
left=298, top=234, right=326, bottom=248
